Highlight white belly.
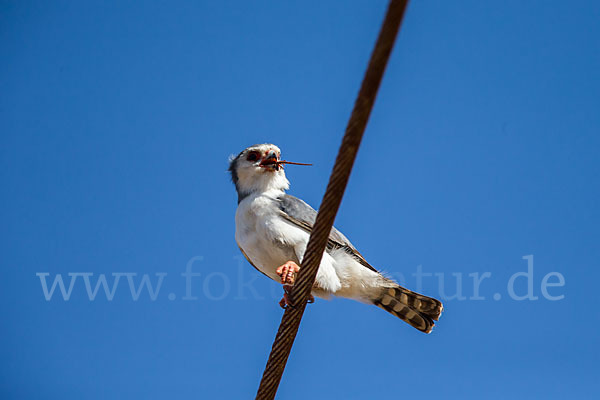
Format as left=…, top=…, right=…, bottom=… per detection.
left=235, top=193, right=308, bottom=282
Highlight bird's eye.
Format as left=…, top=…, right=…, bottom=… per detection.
left=247, top=152, right=259, bottom=162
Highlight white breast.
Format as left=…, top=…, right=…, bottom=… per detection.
left=235, top=191, right=309, bottom=282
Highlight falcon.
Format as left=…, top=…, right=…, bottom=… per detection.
left=229, top=143, right=443, bottom=333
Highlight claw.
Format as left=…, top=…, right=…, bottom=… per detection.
left=278, top=285, right=314, bottom=309
left=279, top=285, right=293, bottom=309
left=279, top=297, right=288, bottom=309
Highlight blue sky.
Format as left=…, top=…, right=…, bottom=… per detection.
left=1, top=0, right=599, bottom=398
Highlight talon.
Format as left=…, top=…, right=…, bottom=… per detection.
left=278, top=286, right=314, bottom=309
left=279, top=286, right=294, bottom=309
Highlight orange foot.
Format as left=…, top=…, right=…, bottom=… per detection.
left=276, top=261, right=315, bottom=309
left=276, top=261, right=300, bottom=285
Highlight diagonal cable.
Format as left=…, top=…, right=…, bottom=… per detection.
left=255, top=1, right=410, bottom=399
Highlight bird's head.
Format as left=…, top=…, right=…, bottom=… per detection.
left=229, top=143, right=310, bottom=202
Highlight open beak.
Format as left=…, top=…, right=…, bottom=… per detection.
left=259, top=152, right=312, bottom=171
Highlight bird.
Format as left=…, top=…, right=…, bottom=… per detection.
left=229, top=143, right=443, bottom=333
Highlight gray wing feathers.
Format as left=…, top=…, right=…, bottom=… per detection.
left=276, top=194, right=378, bottom=272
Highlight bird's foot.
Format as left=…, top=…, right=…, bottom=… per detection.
left=278, top=285, right=315, bottom=309
left=276, top=261, right=314, bottom=308
left=276, top=261, right=300, bottom=285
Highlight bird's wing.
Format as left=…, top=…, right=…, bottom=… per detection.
left=276, top=194, right=378, bottom=272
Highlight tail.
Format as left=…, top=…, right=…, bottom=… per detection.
left=373, top=286, right=443, bottom=334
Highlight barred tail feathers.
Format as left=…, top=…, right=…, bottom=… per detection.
left=373, top=286, right=443, bottom=334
